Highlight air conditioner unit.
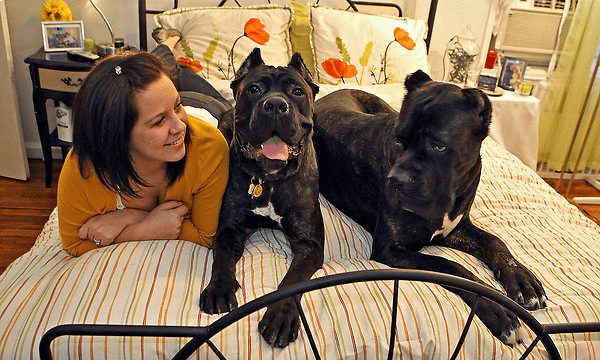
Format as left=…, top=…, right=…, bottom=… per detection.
left=497, top=8, right=566, bottom=67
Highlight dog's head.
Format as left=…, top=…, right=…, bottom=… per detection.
left=229, top=48, right=319, bottom=175
left=386, top=70, right=492, bottom=219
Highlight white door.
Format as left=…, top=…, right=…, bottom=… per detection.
left=0, top=0, right=29, bottom=180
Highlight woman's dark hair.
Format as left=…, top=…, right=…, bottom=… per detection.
left=71, top=52, right=190, bottom=197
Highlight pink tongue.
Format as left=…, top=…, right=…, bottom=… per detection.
left=259, top=136, right=289, bottom=161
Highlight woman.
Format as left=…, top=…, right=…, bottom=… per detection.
left=57, top=51, right=229, bottom=256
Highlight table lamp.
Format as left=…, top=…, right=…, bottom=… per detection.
left=88, top=0, right=117, bottom=55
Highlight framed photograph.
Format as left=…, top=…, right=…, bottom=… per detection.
left=42, top=21, right=85, bottom=52
left=499, top=57, right=527, bottom=91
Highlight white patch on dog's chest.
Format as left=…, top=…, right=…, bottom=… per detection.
left=431, top=213, right=463, bottom=241
left=252, top=201, right=283, bottom=226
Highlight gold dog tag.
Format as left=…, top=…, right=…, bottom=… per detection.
left=248, top=177, right=263, bottom=199
left=252, top=184, right=263, bottom=198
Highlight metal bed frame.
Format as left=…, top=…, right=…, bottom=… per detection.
left=136, top=0, right=439, bottom=52
left=40, top=269, right=600, bottom=360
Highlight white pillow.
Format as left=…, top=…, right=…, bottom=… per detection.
left=310, top=5, right=431, bottom=85
left=155, top=6, right=294, bottom=81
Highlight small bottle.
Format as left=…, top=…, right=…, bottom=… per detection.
left=56, top=102, right=73, bottom=143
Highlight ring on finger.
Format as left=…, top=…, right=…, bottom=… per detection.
left=93, top=237, right=101, bottom=246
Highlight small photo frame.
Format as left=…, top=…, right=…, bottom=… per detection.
left=499, top=57, right=527, bottom=91
left=42, top=21, right=85, bottom=52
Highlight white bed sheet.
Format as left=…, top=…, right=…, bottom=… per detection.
left=1, top=85, right=599, bottom=359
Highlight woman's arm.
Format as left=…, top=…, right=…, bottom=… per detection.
left=78, top=208, right=148, bottom=246
left=113, top=201, right=188, bottom=243
left=58, top=152, right=119, bottom=256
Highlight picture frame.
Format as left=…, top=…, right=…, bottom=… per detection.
left=498, top=56, right=527, bottom=91
left=42, top=21, right=85, bottom=52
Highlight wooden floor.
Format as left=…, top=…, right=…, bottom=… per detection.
left=1, top=159, right=599, bottom=274
left=0, top=160, right=62, bottom=274
left=544, top=178, right=600, bottom=221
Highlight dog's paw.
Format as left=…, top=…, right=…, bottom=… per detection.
left=258, top=299, right=300, bottom=348
left=199, top=281, right=239, bottom=314
left=496, top=263, right=547, bottom=310
left=501, top=324, right=526, bottom=347
left=477, top=298, right=524, bottom=346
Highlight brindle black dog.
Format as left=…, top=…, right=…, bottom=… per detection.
left=199, top=49, right=324, bottom=348
left=312, top=70, right=547, bottom=345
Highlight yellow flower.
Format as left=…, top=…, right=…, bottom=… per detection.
left=40, top=1, right=73, bottom=22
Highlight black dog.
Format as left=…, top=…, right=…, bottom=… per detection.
left=313, top=70, right=547, bottom=345
left=199, top=49, right=324, bottom=348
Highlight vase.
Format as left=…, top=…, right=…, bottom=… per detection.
left=444, top=35, right=480, bottom=87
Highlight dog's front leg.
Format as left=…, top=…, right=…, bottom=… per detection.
left=258, top=210, right=325, bottom=347
left=440, top=218, right=547, bottom=310
left=371, top=211, right=524, bottom=345
left=199, top=227, right=248, bottom=314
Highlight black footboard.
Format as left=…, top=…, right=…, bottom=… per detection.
left=39, top=269, right=600, bottom=360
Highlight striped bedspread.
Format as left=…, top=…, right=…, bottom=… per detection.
left=1, top=137, right=600, bottom=359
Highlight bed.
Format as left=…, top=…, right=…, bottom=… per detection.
left=2, top=0, right=600, bottom=359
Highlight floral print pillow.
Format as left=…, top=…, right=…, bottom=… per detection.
left=155, top=6, right=293, bottom=80
left=310, top=5, right=431, bottom=85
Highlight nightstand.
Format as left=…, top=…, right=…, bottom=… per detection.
left=24, top=48, right=96, bottom=187
left=487, top=91, right=541, bottom=169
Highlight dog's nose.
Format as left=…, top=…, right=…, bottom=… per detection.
left=396, top=172, right=413, bottom=184
left=263, top=97, right=289, bottom=115
left=395, top=172, right=415, bottom=188
left=387, top=169, right=417, bottom=195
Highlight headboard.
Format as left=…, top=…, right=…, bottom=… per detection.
left=137, top=0, right=438, bottom=52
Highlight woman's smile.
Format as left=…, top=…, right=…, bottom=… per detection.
left=166, top=136, right=185, bottom=147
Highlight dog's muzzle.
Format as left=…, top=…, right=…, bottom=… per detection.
left=386, top=168, right=451, bottom=219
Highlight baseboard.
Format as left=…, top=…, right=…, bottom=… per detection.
left=26, top=142, right=64, bottom=160
left=538, top=172, right=600, bottom=180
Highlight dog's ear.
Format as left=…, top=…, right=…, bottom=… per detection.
left=462, top=88, right=492, bottom=140
left=230, top=48, right=265, bottom=95
left=404, top=70, right=432, bottom=92
left=288, top=52, right=319, bottom=99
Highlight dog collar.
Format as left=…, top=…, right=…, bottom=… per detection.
left=248, top=176, right=263, bottom=199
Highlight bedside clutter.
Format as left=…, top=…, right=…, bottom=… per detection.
left=477, top=50, right=549, bottom=101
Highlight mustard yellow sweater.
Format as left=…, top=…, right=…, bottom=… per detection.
left=57, top=115, right=229, bottom=256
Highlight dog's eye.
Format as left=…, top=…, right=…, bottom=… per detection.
left=431, top=145, right=447, bottom=153
left=292, top=88, right=304, bottom=96
left=247, top=85, right=261, bottom=94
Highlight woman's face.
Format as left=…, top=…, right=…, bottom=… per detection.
left=130, top=74, right=187, bottom=169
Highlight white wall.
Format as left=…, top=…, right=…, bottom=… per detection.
left=5, top=0, right=495, bottom=159
left=422, top=0, right=496, bottom=81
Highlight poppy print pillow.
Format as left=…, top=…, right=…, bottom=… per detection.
left=309, top=5, right=431, bottom=85
left=155, top=6, right=293, bottom=80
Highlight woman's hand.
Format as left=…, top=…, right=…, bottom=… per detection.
left=139, top=201, right=189, bottom=239
left=114, top=201, right=189, bottom=243
left=79, top=209, right=147, bottom=246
